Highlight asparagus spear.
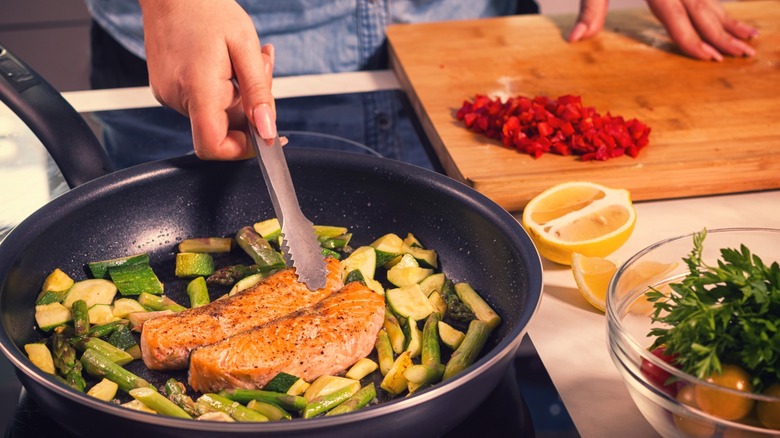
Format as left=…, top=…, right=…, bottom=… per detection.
left=324, top=383, right=376, bottom=416
left=197, top=393, right=268, bottom=422
left=235, top=226, right=286, bottom=267
left=383, top=311, right=406, bottom=354
left=137, top=292, right=187, bottom=312
left=129, top=387, right=192, bottom=419
left=374, top=329, right=394, bottom=376
left=453, top=282, right=501, bottom=331
left=163, top=378, right=202, bottom=417
left=246, top=400, right=292, bottom=421
left=206, top=264, right=282, bottom=286
left=186, top=276, right=211, bottom=308
left=80, top=348, right=154, bottom=393
left=72, top=337, right=134, bottom=366
left=218, top=388, right=306, bottom=412
left=442, top=319, right=490, bottom=381
left=440, top=278, right=475, bottom=325
left=51, top=332, right=86, bottom=392
left=403, top=364, right=445, bottom=386
left=421, top=313, right=442, bottom=367
left=71, top=299, right=90, bottom=337
left=302, top=381, right=360, bottom=418
left=319, top=233, right=352, bottom=249
left=178, top=237, right=233, bottom=253
left=87, top=320, right=128, bottom=338
left=321, top=248, right=342, bottom=260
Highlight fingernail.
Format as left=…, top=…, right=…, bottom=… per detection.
left=701, top=43, right=723, bottom=62
left=737, top=40, right=756, bottom=57
left=253, top=103, right=276, bottom=139
left=569, top=23, right=586, bottom=42
left=748, top=30, right=760, bottom=41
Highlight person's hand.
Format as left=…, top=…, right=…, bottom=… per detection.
left=568, top=0, right=759, bottom=61
left=138, top=0, right=276, bottom=161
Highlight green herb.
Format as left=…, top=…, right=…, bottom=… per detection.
left=647, top=229, right=780, bottom=392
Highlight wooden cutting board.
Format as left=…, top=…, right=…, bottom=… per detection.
left=387, top=1, right=780, bottom=212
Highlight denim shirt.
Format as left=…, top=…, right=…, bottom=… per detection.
left=84, top=0, right=535, bottom=169
left=84, top=0, right=522, bottom=76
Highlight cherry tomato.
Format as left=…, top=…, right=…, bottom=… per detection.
left=673, top=384, right=716, bottom=438
left=757, top=384, right=780, bottom=430
left=640, top=346, right=678, bottom=397
left=694, top=364, right=754, bottom=421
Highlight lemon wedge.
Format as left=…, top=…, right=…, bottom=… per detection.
left=521, top=181, right=636, bottom=265
left=571, top=253, right=617, bottom=312
left=619, top=260, right=678, bottom=315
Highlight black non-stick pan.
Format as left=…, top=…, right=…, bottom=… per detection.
left=0, top=45, right=542, bottom=437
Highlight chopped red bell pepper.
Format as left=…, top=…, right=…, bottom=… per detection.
left=455, top=94, right=651, bottom=160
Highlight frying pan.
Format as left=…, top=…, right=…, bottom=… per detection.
left=0, top=45, right=543, bottom=437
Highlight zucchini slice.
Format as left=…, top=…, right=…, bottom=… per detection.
left=383, top=311, right=406, bottom=354
left=345, top=358, right=379, bottom=381
left=407, top=246, right=438, bottom=269
left=387, top=265, right=433, bottom=288
left=253, top=218, right=281, bottom=241
left=62, top=279, right=117, bottom=309
left=88, top=304, right=120, bottom=325
left=403, top=233, right=423, bottom=248
left=428, top=290, right=447, bottom=315
left=419, top=273, right=446, bottom=297
left=402, top=318, right=422, bottom=358
left=87, top=378, right=119, bottom=402
left=386, top=284, right=436, bottom=321
left=370, top=233, right=405, bottom=266
left=265, top=372, right=300, bottom=393
left=340, top=246, right=377, bottom=281
left=112, top=298, right=146, bottom=318
left=88, top=253, right=150, bottom=279
left=438, top=320, right=466, bottom=350
left=286, top=378, right=311, bottom=397
left=313, top=225, right=349, bottom=239
left=380, top=351, right=412, bottom=396
left=36, top=268, right=75, bottom=305
left=175, top=252, right=215, bottom=278
left=109, top=264, right=164, bottom=296
left=24, top=343, right=56, bottom=374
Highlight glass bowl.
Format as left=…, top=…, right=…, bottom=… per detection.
left=606, top=228, right=780, bottom=438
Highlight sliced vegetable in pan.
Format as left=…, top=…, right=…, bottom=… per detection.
left=24, top=222, right=501, bottom=421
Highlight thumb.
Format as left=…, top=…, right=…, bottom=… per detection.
left=569, top=0, right=609, bottom=42
left=233, top=43, right=277, bottom=139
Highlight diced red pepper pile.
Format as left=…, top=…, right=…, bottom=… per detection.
left=455, top=94, right=651, bottom=161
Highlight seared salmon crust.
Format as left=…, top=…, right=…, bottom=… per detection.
left=188, top=281, right=385, bottom=393
left=140, top=257, right=343, bottom=370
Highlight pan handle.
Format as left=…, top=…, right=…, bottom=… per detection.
left=0, top=44, right=114, bottom=188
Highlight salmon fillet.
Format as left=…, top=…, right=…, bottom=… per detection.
left=140, top=257, right=342, bottom=370
left=188, top=281, right=385, bottom=393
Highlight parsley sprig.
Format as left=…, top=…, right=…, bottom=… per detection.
left=647, top=229, right=780, bottom=391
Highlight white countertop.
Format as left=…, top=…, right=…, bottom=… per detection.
left=2, top=70, right=778, bottom=437
left=524, top=190, right=780, bottom=437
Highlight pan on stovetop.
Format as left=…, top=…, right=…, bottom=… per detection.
left=0, top=44, right=542, bottom=437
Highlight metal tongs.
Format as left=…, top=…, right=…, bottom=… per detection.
left=248, top=125, right=328, bottom=291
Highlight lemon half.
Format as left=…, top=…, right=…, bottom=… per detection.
left=521, top=181, right=636, bottom=265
